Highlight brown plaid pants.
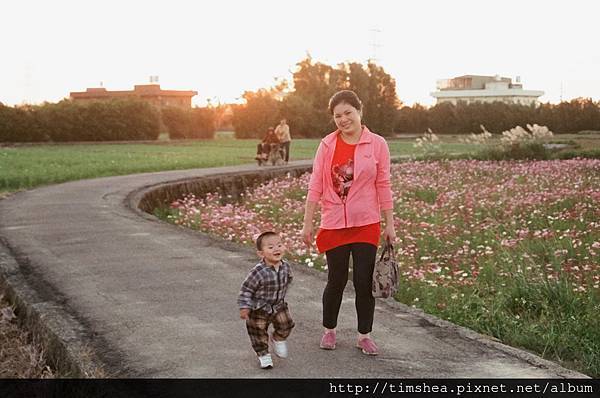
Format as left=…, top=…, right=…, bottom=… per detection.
left=246, top=304, right=295, bottom=356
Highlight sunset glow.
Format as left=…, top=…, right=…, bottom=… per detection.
left=2, top=0, right=599, bottom=107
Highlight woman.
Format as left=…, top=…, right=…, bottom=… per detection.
left=256, top=127, right=280, bottom=161
left=301, top=90, right=396, bottom=356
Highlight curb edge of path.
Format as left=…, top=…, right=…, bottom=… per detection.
left=0, top=237, right=107, bottom=377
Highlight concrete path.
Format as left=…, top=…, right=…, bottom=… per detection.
left=0, top=161, right=587, bottom=378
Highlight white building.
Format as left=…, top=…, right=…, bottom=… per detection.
left=431, top=75, right=544, bottom=105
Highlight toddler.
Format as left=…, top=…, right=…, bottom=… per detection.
left=238, top=231, right=294, bottom=369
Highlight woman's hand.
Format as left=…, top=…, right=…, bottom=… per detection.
left=383, top=223, right=397, bottom=244
left=302, top=201, right=318, bottom=249
left=239, top=308, right=250, bottom=320
left=301, top=223, right=314, bottom=248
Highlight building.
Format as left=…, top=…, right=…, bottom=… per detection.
left=70, top=84, right=197, bottom=109
left=431, top=75, right=544, bottom=106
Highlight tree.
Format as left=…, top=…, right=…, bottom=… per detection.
left=362, top=62, right=400, bottom=135
left=162, top=107, right=215, bottom=139
left=395, top=104, right=429, bottom=134
left=231, top=89, right=282, bottom=139
left=279, top=56, right=401, bottom=137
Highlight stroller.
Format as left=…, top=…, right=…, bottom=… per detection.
left=256, top=143, right=285, bottom=166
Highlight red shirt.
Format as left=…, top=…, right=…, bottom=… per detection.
left=316, top=135, right=380, bottom=253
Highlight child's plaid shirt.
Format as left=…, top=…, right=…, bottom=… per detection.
left=237, top=259, right=293, bottom=314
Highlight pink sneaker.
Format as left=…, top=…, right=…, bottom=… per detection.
left=319, top=330, right=336, bottom=350
left=357, top=337, right=379, bottom=356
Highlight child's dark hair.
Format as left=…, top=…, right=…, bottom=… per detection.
left=328, top=90, right=363, bottom=115
left=256, top=231, right=278, bottom=250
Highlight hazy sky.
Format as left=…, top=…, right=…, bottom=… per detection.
left=2, top=0, right=599, bottom=107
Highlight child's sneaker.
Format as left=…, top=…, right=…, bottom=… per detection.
left=270, top=337, right=288, bottom=358
left=258, top=353, right=273, bottom=369
left=319, top=330, right=336, bottom=350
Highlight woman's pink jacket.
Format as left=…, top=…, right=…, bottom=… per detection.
left=307, top=127, right=393, bottom=229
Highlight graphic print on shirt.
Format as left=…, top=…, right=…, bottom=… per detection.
left=332, top=159, right=353, bottom=200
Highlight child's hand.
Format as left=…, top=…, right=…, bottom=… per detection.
left=239, top=308, right=250, bottom=320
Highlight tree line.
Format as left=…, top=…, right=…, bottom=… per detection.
left=2, top=56, right=600, bottom=142
left=232, top=56, right=600, bottom=137
left=395, top=98, right=600, bottom=135
left=232, top=56, right=400, bottom=138
left=0, top=100, right=215, bottom=142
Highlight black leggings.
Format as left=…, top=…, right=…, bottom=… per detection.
left=281, top=141, right=290, bottom=162
left=323, top=242, right=377, bottom=334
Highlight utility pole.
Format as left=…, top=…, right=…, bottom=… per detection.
left=560, top=81, right=563, bottom=102
left=369, top=27, right=382, bottom=63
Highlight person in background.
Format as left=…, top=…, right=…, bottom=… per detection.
left=256, top=127, right=280, bottom=161
left=274, top=119, right=291, bottom=163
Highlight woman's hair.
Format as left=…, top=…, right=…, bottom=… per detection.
left=328, top=90, right=363, bottom=114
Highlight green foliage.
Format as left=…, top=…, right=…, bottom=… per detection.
left=394, top=98, right=600, bottom=135
left=577, top=130, right=600, bottom=135
left=0, top=99, right=161, bottom=142
left=231, top=56, right=400, bottom=138
left=554, top=148, right=600, bottom=159
left=361, top=63, right=400, bottom=135
left=412, top=188, right=438, bottom=204
left=0, top=104, right=47, bottom=142
left=402, top=274, right=600, bottom=377
left=396, top=104, right=429, bottom=134
left=231, top=89, right=282, bottom=139
left=0, top=138, right=323, bottom=193
left=538, top=98, right=600, bottom=133
left=474, top=142, right=551, bottom=160
left=280, top=94, right=334, bottom=139
left=162, top=107, right=215, bottom=139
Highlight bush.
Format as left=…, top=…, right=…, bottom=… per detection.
left=458, top=124, right=554, bottom=161
left=395, top=99, right=600, bottom=135
left=280, top=95, right=333, bottom=138
left=474, top=142, right=551, bottom=160
left=577, top=130, right=600, bottom=135
left=554, top=148, right=600, bottom=160
left=42, top=99, right=161, bottom=142
left=161, top=107, right=215, bottom=139
left=0, top=104, right=47, bottom=142
left=2, top=99, right=161, bottom=142
left=119, top=100, right=162, bottom=141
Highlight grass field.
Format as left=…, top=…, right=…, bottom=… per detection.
left=2, top=132, right=599, bottom=196
left=0, top=135, right=479, bottom=195
left=0, top=138, right=312, bottom=194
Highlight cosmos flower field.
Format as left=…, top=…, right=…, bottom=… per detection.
left=165, top=159, right=600, bottom=376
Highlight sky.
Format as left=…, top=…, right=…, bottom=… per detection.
left=1, top=0, right=599, bottom=107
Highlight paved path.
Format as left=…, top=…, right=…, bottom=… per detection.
left=0, top=161, right=587, bottom=378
